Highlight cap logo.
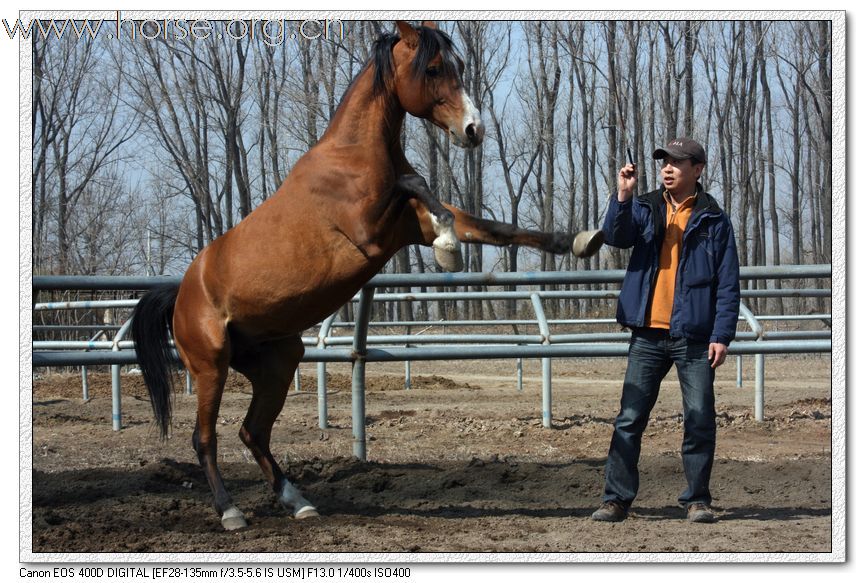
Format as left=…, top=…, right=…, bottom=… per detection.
left=671, top=141, right=683, bottom=146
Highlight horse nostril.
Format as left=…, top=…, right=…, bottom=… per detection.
left=465, top=122, right=484, bottom=143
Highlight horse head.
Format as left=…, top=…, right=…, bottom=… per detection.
left=385, top=21, right=484, bottom=148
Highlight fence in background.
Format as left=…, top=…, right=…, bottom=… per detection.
left=32, top=264, right=832, bottom=460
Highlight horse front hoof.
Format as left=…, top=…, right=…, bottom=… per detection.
left=433, top=233, right=464, bottom=272
left=221, top=506, right=248, bottom=530
left=434, top=246, right=464, bottom=272
left=294, top=505, right=320, bottom=519
left=572, top=229, right=604, bottom=258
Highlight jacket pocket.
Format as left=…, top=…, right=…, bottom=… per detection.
left=682, top=238, right=715, bottom=287
left=680, top=283, right=715, bottom=340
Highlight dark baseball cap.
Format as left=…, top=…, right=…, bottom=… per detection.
left=652, top=137, right=706, bottom=164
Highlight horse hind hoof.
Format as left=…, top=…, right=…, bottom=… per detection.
left=572, top=229, right=605, bottom=258
left=294, top=505, right=320, bottom=520
left=434, top=245, right=464, bottom=272
left=221, top=506, right=248, bottom=531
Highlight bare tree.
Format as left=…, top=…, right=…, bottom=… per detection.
left=33, top=19, right=834, bottom=325
left=207, top=32, right=254, bottom=224
left=35, top=36, right=137, bottom=274
left=252, top=39, right=291, bottom=199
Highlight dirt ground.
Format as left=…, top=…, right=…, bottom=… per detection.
left=29, top=354, right=833, bottom=556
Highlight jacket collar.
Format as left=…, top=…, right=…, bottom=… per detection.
left=637, top=182, right=722, bottom=216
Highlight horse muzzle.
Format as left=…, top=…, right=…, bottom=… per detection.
left=450, top=119, right=485, bottom=148
left=447, top=90, right=484, bottom=148
left=464, top=120, right=485, bottom=147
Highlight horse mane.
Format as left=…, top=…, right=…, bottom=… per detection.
left=370, top=25, right=462, bottom=97
left=331, top=24, right=462, bottom=115
left=370, top=33, right=400, bottom=96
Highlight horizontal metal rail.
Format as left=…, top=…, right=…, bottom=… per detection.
left=33, top=300, right=139, bottom=311
left=35, top=330, right=832, bottom=353
left=33, top=288, right=830, bottom=312
left=33, top=325, right=122, bottom=332
left=31, top=265, right=832, bottom=457
left=32, top=264, right=831, bottom=291
left=303, top=334, right=545, bottom=347
left=325, top=314, right=831, bottom=328
left=33, top=275, right=179, bottom=290
left=356, top=289, right=829, bottom=301
left=33, top=339, right=831, bottom=367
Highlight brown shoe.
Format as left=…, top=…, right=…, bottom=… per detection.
left=687, top=503, right=715, bottom=523
left=591, top=501, right=627, bottom=522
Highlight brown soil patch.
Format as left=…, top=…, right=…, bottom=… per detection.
left=29, top=355, right=834, bottom=555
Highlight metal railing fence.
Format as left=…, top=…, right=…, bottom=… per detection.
left=32, top=265, right=832, bottom=460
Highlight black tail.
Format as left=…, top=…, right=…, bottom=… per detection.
left=130, top=283, right=180, bottom=439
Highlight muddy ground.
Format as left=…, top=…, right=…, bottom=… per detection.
left=29, top=354, right=833, bottom=556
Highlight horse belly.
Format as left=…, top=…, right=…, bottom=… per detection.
left=220, top=232, right=387, bottom=340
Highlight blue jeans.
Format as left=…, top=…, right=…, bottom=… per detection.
left=602, top=328, right=716, bottom=508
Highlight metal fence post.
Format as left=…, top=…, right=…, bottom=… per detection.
left=404, top=325, right=412, bottom=390
left=81, top=366, right=90, bottom=401
left=739, top=303, right=766, bottom=421
left=111, top=318, right=134, bottom=431
left=516, top=358, right=523, bottom=392
left=530, top=293, right=553, bottom=429
left=352, top=287, right=375, bottom=461
left=317, top=313, right=337, bottom=430
left=111, top=363, right=122, bottom=430
left=755, top=354, right=765, bottom=422
left=405, top=359, right=412, bottom=390
left=81, top=329, right=106, bottom=402
left=736, top=356, right=743, bottom=388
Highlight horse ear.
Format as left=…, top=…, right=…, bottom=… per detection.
left=421, top=21, right=437, bottom=30
left=396, top=21, right=419, bottom=48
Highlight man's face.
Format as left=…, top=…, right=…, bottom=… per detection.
left=660, top=156, right=704, bottom=196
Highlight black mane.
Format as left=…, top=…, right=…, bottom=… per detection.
left=370, top=24, right=463, bottom=96
left=371, top=33, right=400, bottom=96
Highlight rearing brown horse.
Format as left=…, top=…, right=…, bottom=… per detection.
left=131, top=21, right=603, bottom=531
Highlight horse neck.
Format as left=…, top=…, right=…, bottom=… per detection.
left=320, top=67, right=406, bottom=154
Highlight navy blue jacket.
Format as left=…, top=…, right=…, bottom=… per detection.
left=602, top=185, right=740, bottom=345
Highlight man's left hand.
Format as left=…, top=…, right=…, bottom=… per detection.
left=708, top=343, right=728, bottom=368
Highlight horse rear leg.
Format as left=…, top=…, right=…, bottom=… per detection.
left=174, top=302, right=244, bottom=530
left=191, top=361, right=245, bottom=529
left=233, top=335, right=319, bottom=520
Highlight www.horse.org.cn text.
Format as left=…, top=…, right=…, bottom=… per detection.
left=3, top=13, right=347, bottom=44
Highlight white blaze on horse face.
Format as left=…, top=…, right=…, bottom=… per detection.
left=449, top=90, right=483, bottom=148
left=279, top=479, right=319, bottom=518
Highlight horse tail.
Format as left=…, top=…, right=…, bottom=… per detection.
left=130, top=283, right=180, bottom=439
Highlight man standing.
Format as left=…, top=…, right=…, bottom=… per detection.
left=592, top=137, right=740, bottom=524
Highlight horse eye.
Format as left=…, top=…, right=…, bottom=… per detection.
left=425, top=67, right=440, bottom=78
